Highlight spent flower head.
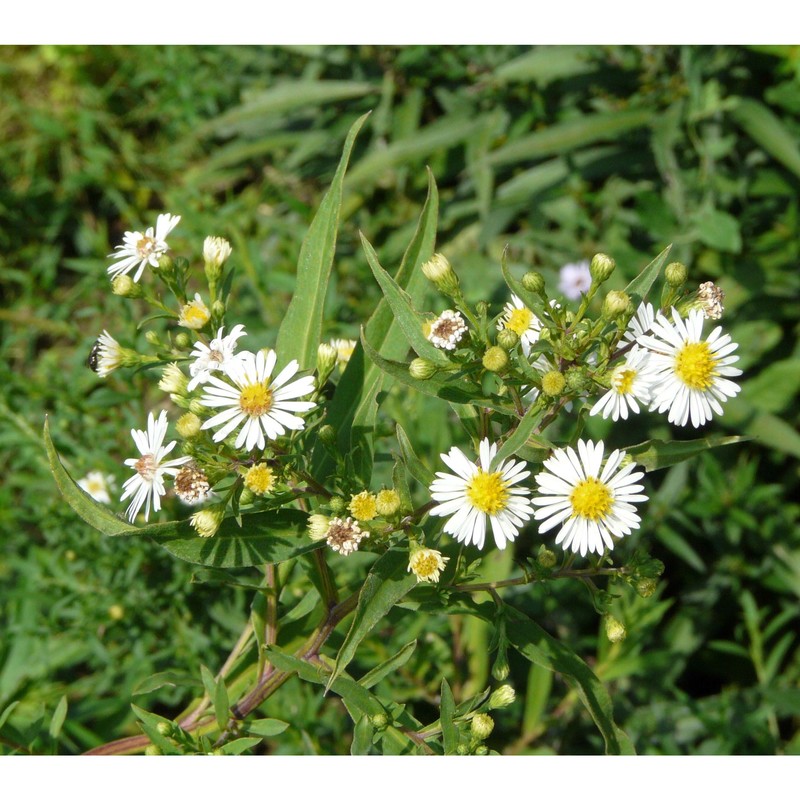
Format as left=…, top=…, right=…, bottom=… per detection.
left=428, top=309, right=468, bottom=350
left=325, top=517, right=369, bottom=556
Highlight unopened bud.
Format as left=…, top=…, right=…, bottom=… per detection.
left=421, top=253, right=460, bottom=296
left=188, top=399, right=206, bottom=416
left=456, top=744, right=470, bottom=755
left=488, top=685, right=516, bottom=710
left=156, top=254, right=174, bottom=275
left=602, top=290, right=632, bottom=320
left=470, top=713, right=494, bottom=740
left=604, top=615, right=627, bottom=643
left=371, top=713, right=389, bottom=731
left=475, top=300, right=489, bottom=317
left=409, top=358, right=438, bottom=380
left=108, top=604, right=125, bottom=621
left=636, top=578, right=658, bottom=598
left=145, top=330, right=161, bottom=346
left=496, top=328, right=520, bottom=350
left=375, top=489, right=401, bottom=517
left=211, top=300, right=226, bottom=319
left=307, top=514, right=330, bottom=541
left=474, top=745, right=489, bottom=756
left=156, top=721, right=173, bottom=736
left=239, top=488, right=254, bottom=506
left=541, top=370, right=565, bottom=397
left=565, top=366, right=590, bottom=393
left=328, top=496, right=347, bottom=515
left=491, top=648, right=510, bottom=681
left=522, top=271, right=546, bottom=294
left=190, top=506, right=225, bottom=538
left=665, top=261, right=688, bottom=287
left=203, top=236, right=232, bottom=283
left=536, top=544, right=557, bottom=569
left=174, top=332, right=192, bottom=349
left=159, top=362, right=188, bottom=395
left=317, top=343, right=338, bottom=380
left=318, top=424, right=336, bottom=446
left=176, top=412, right=202, bottom=439
left=590, top=253, right=616, bottom=284
left=144, top=744, right=162, bottom=756
left=482, top=346, right=508, bottom=374
left=111, top=274, right=142, bottom=298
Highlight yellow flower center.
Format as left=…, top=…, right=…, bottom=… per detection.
left=181, top=305, right=210, bottom=329
left=245, top=463, right=275, bottom=495
left=613, top=368, right=636, bottom=395
left=675, top=342, right=716, bottom=390
left=466, top=470, right=509, bottom=515
left=570, top=477, right=612, bottom=521
left=411, top=551, right=442, bottom=579
left=349, top=491, right=378, bottom=521
left=504, top=307, right=534, bottom=337
left=239, top=382, right=273, bottom=417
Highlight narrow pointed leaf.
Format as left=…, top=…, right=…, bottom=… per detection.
left=396, top=423, right=435, bottom=487
left=440, top=678, right=458, bottom=755
left=625, top=435, right=747, bottom=472
left=623, top=245, right=672, bottom=303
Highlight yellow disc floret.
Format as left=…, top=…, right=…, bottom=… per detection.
left=613, top=367, right=636, bottom=395
left=349, top=490, right=378, bottom=521
left=675, top=342, right=716, bottom=390
left=504, top=307, right=533, bottom=336
left=239, top=382, right=273, bottom=417
left=466, top=470, right=509, bottom=515
left=570, top=477, right=613, bottom=521
left=245, top=463, right=275, bottom=496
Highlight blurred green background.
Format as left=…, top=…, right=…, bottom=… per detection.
left=1, top=44, right=799, bottom=754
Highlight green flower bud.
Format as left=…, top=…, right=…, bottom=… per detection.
left=590, top=253, right=616, bottom=284
left=522, top=271, right=546, bottom=294
left=145, top=330, right=162, bottom=346
left=328, top=496, right=347, bottom=515
left=497, top=328, right=520, bottom=351
left=318, top=424, right=336, bottom=446
left=409, top=358, right=438, bottom=380
left=176, top=412, right=202, bottom=439
left=470, top=713, right=494, bottom=740
left=371, top=713, right=389, bottom=731
left=541, top=370, right=565, bottom=397
left=665, top=261, right=688, bottom=287
left=491, top=647, right=510, bottom=682
left=482, top=346, right=509, bottom=374
left=375, top=489, right=401, bottom=517
left=174, top=332, right=192, bottom=349
left=474, top=745, right=489, bottom=756
left=144, top=744, right=162, bottom=756
left=565, top=366, right=591, bottom=393
left=317, top=343, right=338, bottom=381
left=421, top=253, right=460, bottom=297
left=536, top=544, right=557, bottom=569
left=188, top=399, right=206, bottom=416
left=475, top=300, right=489, bottom=317
left=108, top=604, right=125, bottom=621
left=456, top=744, right=470, bottom=755
left=636, top=578, right=658, bottom=598
left=156, top=721, right=173, bottom=736
left=111, top=274, right=142, bottom=298
left=604, top=615, right=627, bottom=643
left=156, top=254, right=174, bottom=274
left=488, top=685, right=516, bottom=710
left=239, top=487, right=255, bottom=506
left=602, top=290, right=632, bottom=320
left=211, top=300, right=226, bottom=319
left=190, top=506, right=225, bottom=538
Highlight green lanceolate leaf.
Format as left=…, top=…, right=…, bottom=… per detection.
left=214, top=677, right=230, bottom=733
left=626, top=435, right=748, bottom=472
left=359, top=641, right=417, bottom=689
left=48, top=695, right=68, bottom=739
left=275, top=112, right=369, bottom=372
left=361, top=232, right=450, bottom=365
left=439, top=678, right=458, bottom=755
left=491, top=401, right=547, bottom=469
left=502, top=605, right=633, bottom=755
left=624, top=244, right=672, bottom=304
left=730, top=97, right=800, bottom=180
left=327, top=548, right=417, bottom=691
left=219, top=737, right=262, bottom=755
left=241, top=718, right=290, bottom=738
left=45, top=416, right=139, bottom=537
left=351, top=715, right=375, bottom=755
left=396, top=423, right=436, bottom=487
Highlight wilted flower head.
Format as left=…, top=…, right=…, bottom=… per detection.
left=428, top=310, right=467, bottom=350
left=697, top=281, right=725, bottom=320
left=174, top=463, right=212, bottom=506
left=325, top=517, right=369, bottom=556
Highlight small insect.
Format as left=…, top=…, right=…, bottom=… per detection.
left=87, top=339, right=102, bottom=372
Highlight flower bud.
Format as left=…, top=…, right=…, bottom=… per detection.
left=188, top=399, right=206, bottom=416
left=482, top=346, right=509, bottom=374
left=636, top=577, right=658, bottom=598
left=602, top=290, right=632, bottom=320
left=565, top=366, right=590, bottom=393
left=156, top=254, right=174, bottom=275
left=496, top=328, right=520, bottom=351
left=108, top=604, right=125, bottom=621
left=536, top=544, right=557, bottom=569
left=456, top=744, right=470, bottom=755
left=144, top=744, right=162, bottom=756
left=488, top=685, right=516, bottom=710
left=375, top=489, right=401, bottom=517
left=409, top=358, right=438, bottom=380
left=328, top=496, right=347, bottom=515
left=111, top=274, right=142, bottom=298
left=590, top=253, right=616, bottom=284
left=317, top=343, right=338, bottom=380
left=145, top=330, right=162, bottom=346
left=239, top=488, right=254, bottom=506
left=174, top=332, right=192, bottom=349
left=318, top=424, right=336, bottom=446
left=491, top=649, right=510, bottom=682
left=474, top=745, right=489, bottom=756
left=470, top=713, right=494, bottom=740
left=211, top=300, right=226, bottom=319
left=421, top=253, right=460, bottom=296
left=665, top=261, right=688, bottom=287
left=307, top=514, right=330, bottom=541
left=190, top=506, right=225, bottom=538
left=475, top=300, right=489, bottom=317
left=522, top=271, right=545, bottom=294
left=159, top=362, right=188, bottom=395
left=604, top=615, right=627, bottom=643
left=371, top=713, right=389, bottom=731
left=176, top=412, right=202, bottom=439
left=156, top=721, right=173, bottom=736
left=203, top=236, right=232, bottom=283
left=541, top=370, right=565, bottom=397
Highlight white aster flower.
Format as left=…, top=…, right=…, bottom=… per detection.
left=77, top=471, right=116, bottom=504
left=429, top=438, right=533, bottom=550
left=638, top=308, right=742, bottom=428
left=558, top=260, right=592, bottom=300
left=88, top=330, right=124, bottom=377
left=203, top=236, right=232, bottom=270
left=187, top=324, right=248, bottom=391
left=107, top=213, right=181, bottom=282
left=534, top=440, right=647, bottom=557
left=589, top=348, right=658, bottom=422
left=428, top=310, right=468, bottom=350
left=200, top=349, right=316, bottom=451
left=178, top=293, right=211, bottom=331
left=619, top=301, right=656, bottom=352
left=498, top=295, right=543, bottom=357
left=120, top=410, right=190, bottom=522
